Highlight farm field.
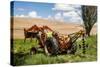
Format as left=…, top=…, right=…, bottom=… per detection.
left=11, top=17, right=97, bottom=66
left=12, top=35, right=97, bottom=66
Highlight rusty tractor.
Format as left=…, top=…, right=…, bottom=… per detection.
left=24, top=25, right=85, bottom=56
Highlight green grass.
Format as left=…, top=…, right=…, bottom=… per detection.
left=12, top=38, right=39, bottom=54
left=11, top=35, right=97, bottom=66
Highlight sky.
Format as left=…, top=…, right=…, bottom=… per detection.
left=11, top=1, right=83, bottom=23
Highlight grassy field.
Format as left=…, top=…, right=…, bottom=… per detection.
left=11, top=35, right=97, bottom=66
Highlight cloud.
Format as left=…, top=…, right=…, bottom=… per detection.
left=52, top=3, right=81, bottom=12
left=44, top=15, right=55, bottom=21
left=54, top=13, right=61, bottom=19
left=52, top=3, right=82, bottom=23
left=15, top=11, right=42, bottom=18
left=70, top=5, right=81, bottom=9
left=69, top=17, right=82, bottom=23
left=45, top=13, right=64, bottom=22
left=46, top=11, right=82, bottom=23
left=28, top=11, right=42, bottom=18
left=63, top=11, right=82, bottom=23
left=63, top=11, right=79, bottom=17
left=47, top=15, right=53, bottom=20
left=48, top=15, right=52, bottom=19
left=52, top=4, right=73, bottom=11
left=15, top=14, right=27, bottom=18
left=28, top=11, right=37, bottom=18
left=54, top=12, right=64, bottom=22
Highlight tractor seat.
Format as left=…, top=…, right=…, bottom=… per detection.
left=59, top=35, right=70, bottom=43
left=46, top=32, right=53, bottom=38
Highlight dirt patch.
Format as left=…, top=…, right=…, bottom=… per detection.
left=12, top=17, right=97, bottom=39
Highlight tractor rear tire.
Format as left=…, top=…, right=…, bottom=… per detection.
left=45, top=37, right=59, bottom=55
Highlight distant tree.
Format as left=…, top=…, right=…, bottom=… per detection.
left=81, top=5, right=97, bottom=36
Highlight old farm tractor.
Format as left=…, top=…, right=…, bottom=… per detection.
left=24, top=25, right=85, bottom=55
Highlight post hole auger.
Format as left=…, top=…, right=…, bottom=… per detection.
left=82, top=33, right=85, bottom=54
left=66, top=30, right=86, bottom=54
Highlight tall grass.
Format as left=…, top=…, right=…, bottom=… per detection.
left=11, top=35, right=97, bottom=66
